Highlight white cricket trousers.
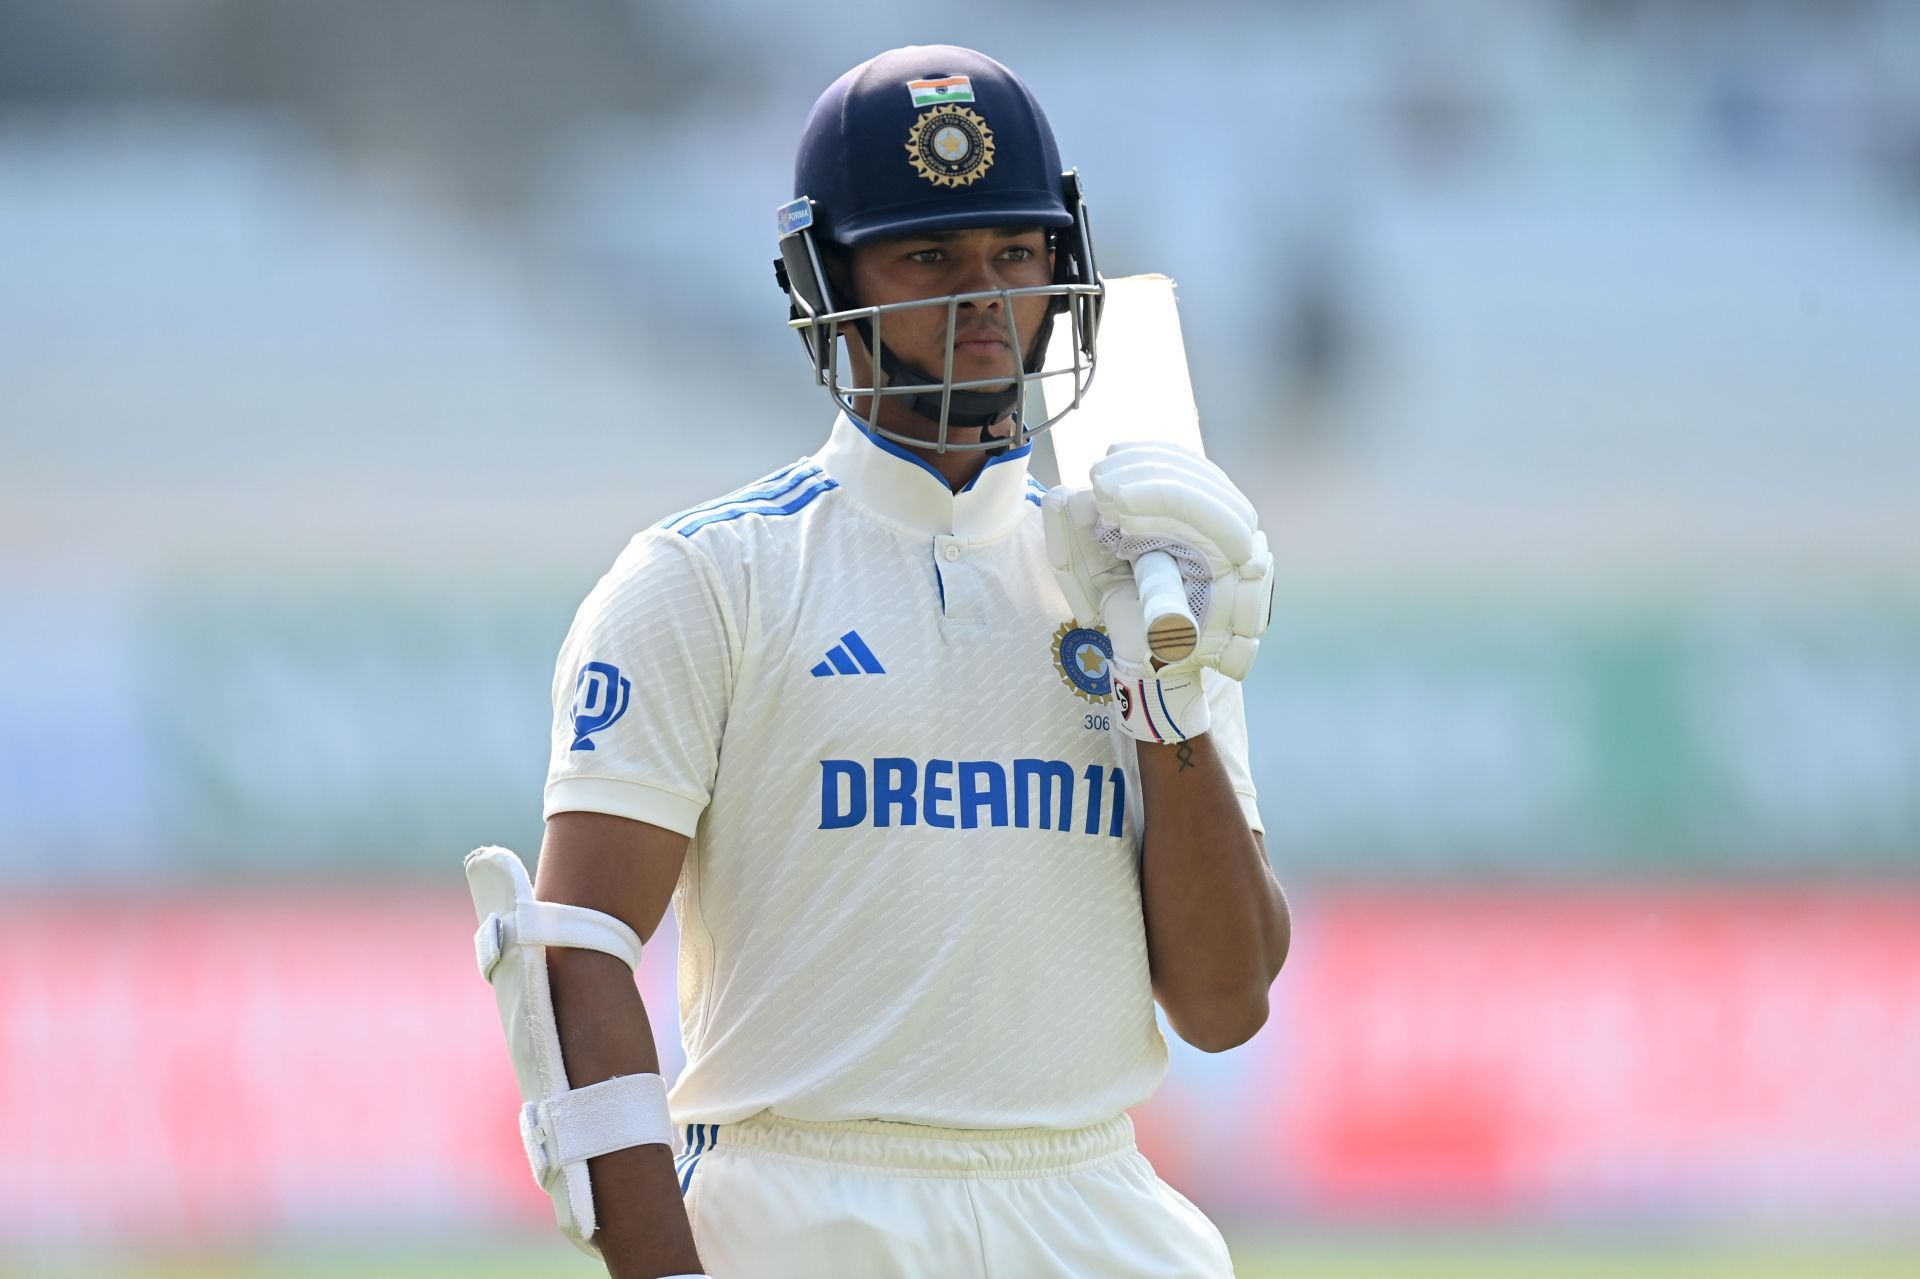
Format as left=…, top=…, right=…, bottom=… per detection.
left=674, top=1112, right=1236, bottom=1278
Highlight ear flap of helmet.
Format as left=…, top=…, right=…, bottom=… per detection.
left=1022, top=169, right=1101, bottom=384
left=772, top=197, right=843, bottom=375
left=1054, top=170, right=1102, bottom=363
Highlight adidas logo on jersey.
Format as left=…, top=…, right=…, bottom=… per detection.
left=810, top=630, right=886, bottom=678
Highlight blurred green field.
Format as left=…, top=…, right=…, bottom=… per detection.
left=14, top=1237, right=1919, bottom=1279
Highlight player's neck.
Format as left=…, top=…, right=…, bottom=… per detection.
left=859, top=397, right=1009, bottom=493
left=910, top=435, right=992, bottom=493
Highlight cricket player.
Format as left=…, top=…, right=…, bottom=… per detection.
left=466, top=44, right=1288, bottom=1278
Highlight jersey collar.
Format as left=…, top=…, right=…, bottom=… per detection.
left=813, top=411, right=1036, bottom=540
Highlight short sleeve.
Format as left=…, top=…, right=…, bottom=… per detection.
left=543, top=531, right=739, bottom=837
left=1202, top=669, right=1263, bottom=834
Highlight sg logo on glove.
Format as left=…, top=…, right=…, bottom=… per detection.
left=570, top=661, right=631, bottom=751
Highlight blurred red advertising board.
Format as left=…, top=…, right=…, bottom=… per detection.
left=1135, top=888, right=1920, bottom=1224
left=2, top=888, right=1915, bottom=1241
left=0, top=893, right=541, bottom=1239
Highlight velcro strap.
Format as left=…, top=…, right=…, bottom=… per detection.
left=525, top=1074, right=674, bottom=1177
left=473, top=901, right=643, bottom=983
left=516, top=900, right=643, bottom=970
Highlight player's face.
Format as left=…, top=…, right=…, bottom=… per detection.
left=847, top=226, right=1056, bottom=392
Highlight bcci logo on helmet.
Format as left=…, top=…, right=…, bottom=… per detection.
left=570, top=661, right=631, bottom=751
left=905, top=106, right=995, bottom=188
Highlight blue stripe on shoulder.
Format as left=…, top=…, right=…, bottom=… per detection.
left=659, top=461, right=816, bottom=530
left=676, top=476, right=838, bottom=537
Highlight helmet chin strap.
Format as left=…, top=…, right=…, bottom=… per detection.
left=874, top=342, right=1015, bottom=430
left=860, top=306, right=1063, bottom=437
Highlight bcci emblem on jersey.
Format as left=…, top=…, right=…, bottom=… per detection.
left=570, top=661, right=631, bottom=751
left=1052, top=623, right=1113, bottom=702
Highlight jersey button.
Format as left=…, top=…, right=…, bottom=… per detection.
left=942, top=544, right=962, bottom=562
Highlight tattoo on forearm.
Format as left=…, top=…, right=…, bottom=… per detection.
left=1175, top=741, right=1195, bottom=771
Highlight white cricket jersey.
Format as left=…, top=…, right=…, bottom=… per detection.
left=544, top=412, right=1263, bottom=1130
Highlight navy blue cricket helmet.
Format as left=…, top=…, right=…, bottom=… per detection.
left=773, top=45, right=1103, bottom=450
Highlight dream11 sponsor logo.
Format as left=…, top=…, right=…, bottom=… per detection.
left=570, top=661, right=630, bottom=750
left=818, top=756, right=1127, bottom=838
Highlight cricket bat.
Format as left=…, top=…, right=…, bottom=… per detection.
left=1041, top=274, right=1203, bottom=663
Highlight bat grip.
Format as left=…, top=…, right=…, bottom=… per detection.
left=1134, top=550, right=1198, bottom=664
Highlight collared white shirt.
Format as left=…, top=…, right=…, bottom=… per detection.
left=545, top=413, right=1261, bottom=1129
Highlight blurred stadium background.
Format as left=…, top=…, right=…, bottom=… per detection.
left=3, top=1, right=1918, bottom=1275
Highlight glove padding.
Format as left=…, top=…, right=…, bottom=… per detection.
left=1057, top=441, right=1274, bottom=682
left=1042, top=485, right=1130, bottom=626
left=1091, top=441, right=1273, bottom=681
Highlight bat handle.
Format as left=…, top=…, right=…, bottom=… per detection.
left=1134, top=550, right=1198, bottom=663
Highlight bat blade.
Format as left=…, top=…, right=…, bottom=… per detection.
left=1041, top=274, right=1203, bottom=663
left=1043, top=274, right=1203, bottom=489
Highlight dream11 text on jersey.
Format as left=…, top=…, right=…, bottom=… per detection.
left=818, top=757, right=1127, bottom=838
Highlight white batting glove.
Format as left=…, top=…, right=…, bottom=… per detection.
left=1043, top=483, right=1213, bottom=744
left=1044, top=458, right=1251, bottom=741
left=1088, top=441, right=1274, bottom=682
left=1041, top=485, right=1131, bottom=626
left=1101, top=581, right=1212, bottom=743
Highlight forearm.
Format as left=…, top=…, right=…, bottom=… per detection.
left=1136, top=732, right=1290, bottom=1051
left=546, top=948, right=704, bottom=1279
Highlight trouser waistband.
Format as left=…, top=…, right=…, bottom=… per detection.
left=677, top=1112, right=1136, bottom=1178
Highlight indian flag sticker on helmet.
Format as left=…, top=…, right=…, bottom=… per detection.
left=906, top=75, right=974, bottom=107
left=905, top=106, right=995, bottom=188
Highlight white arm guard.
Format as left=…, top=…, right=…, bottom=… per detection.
left=465, top=845, right=674, bottom=1258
